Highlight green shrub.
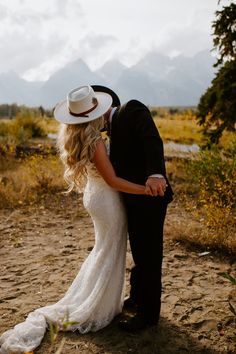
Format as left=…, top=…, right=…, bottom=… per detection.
left=0, top=155, right=64, bottom=208
left=188, top=143, right=236, bottom=227
left=0, top=121, right=9, bottom=137
left=0, top=109, right=46, bottom=144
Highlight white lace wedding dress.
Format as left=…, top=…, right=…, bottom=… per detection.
left=0, top=163, right=127, bottom=354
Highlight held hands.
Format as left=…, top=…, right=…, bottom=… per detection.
left=145, top=177, right=167, bottom=197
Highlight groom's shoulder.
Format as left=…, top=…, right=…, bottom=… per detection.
left=122, top=99, right=150, bottom=113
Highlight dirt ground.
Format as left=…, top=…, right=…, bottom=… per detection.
left=0, top=194, right=235, bottom=354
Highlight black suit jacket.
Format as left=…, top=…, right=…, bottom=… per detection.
left=110, top=100, right=173, bottom=203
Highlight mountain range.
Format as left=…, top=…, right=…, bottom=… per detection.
left=0, top=50, right=216, bottom=108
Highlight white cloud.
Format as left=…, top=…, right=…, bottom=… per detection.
left=23, top=32, right=119, bottom=80
left=0, top=0, right=230, bottom=80
left=155, top=25, right=212, bottom=58
left=0, top=3, right=8, bottom=20
left=0, top=0, right=86, bottom=79
left=75, top=33, right=119, bottom=70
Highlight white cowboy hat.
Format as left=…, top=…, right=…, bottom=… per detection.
left=54, top=85, right=112, bottom=124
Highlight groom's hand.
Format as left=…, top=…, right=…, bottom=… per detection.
left=145, top=177, right=167, bottom=197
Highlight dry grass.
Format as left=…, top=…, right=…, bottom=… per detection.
left=155, top=117, right=203, bottom=145
left=154, top=111, right=234, bottom=147
left=0, top=154, right=65, bottom=209
left=167, top=157, right=236, bottom=256
left=40, top=116, right=59, bottom=134
left=169, top=197, right=236, bottom=256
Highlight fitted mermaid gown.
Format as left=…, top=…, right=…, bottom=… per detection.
left=0, top=163, right=127, bottom=353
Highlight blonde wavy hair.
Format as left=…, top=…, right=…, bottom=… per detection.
left=57, top=117, right=104, bottom=191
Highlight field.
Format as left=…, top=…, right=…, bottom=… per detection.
left=0, top=109, right=235, bottom=353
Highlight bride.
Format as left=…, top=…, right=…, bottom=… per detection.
left=0, top=85, right=151, bottom=353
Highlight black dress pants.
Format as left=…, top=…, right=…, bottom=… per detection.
left=122, top=194, right=167, bottom=323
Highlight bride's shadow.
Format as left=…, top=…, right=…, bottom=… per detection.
left=42, top=315, right=220, bottom=354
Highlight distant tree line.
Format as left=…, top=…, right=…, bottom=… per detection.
left=150, top=106, right=196, bottom=119
left=0, top=104, right=53, bottom=119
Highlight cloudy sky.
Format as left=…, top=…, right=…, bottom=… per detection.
left=0, top=0, right=229, bottom=81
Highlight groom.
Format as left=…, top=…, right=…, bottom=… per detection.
left=92, top=85, right=174, bottom=332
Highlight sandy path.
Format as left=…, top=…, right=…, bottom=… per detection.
left=0, top=194, right=235, bottom=354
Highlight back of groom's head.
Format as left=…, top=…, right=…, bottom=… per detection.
left=92, top=85, right=120, bottom=107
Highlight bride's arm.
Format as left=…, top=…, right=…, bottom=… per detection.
left=92, top=138, right=147, bottom=195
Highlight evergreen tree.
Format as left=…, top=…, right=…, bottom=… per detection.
left=197, top=2, right=236, bottom=145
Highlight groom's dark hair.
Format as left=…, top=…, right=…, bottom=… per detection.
left=92, top=85, right=121, bottom=107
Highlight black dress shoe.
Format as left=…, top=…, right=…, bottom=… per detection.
left=119, top=315, right=157, bottom=332
left=123, top=298, right=137, bottom=312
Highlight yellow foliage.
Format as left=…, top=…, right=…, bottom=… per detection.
left=154, top=116, right=203, bottom=145
left=0, top=154, right=65, bottom=208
